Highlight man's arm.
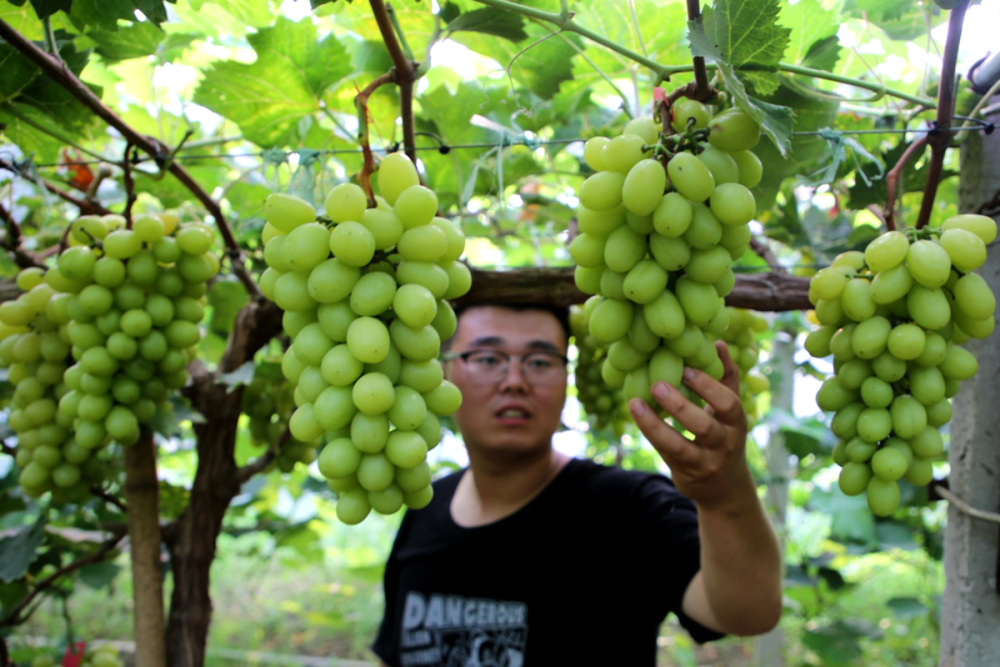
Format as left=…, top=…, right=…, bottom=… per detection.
left=630, top=341, right=783, bottom=636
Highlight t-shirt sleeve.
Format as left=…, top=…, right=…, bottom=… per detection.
left=371, top=512, right=413, bottom=665
left=632, top=474, right=725, bottom=644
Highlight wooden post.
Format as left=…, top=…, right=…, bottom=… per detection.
left=939, top=95, right=1000, bottom=667
left=123, top=431, right=166, bottom=667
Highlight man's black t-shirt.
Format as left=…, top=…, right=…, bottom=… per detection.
left=372, top=457, right=723, bottom=666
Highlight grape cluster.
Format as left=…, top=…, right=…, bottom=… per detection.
left=257, top=153, right=470, bottom=525
left=715, top=308, right=770, bottom=422
left=242, top=377, right=316, bottom=472
left=0, top=268, right=109, bottom=500
left=2, top=212, right=217, bottom=498
left=805, top=214, right=997, bottom=515
left=570, top=104, right=762, bottom=409
left=569, top=305, right=627, bottom=435
left=30, top=644, right=125, bottom=667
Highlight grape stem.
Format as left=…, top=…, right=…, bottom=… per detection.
left=0, top=157, right=111, bottom=217
left=915, top=0, right=970, bottom=230
left=0, top=201, right=45, bottom=269
left=0, top=531, right=126, bottom=629
left=90, top=485, right=128, bottom=513
left=355, top=71, right=398, bottom=207
left=884, top=134, right=929, bottom=232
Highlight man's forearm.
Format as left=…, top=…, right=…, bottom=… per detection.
left=691, top=474, right=783, bottom=635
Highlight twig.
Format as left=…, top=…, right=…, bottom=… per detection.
left=236, top=428, right=292, bottom=483
left=90, top=486, right=128, bottom=514
left=915, top=1, right=969, bottom=229
left=750, top=236, right=783, bottom=273
left=355, top=72, right=397, bottom=205
left=0, top=157, right=111, bottom=216
left=370, top=0, right=417, bottom=162
left=934, top=483, right=1000, bottom=526
left=884, top=134, right=929, bottom=231
left=122, top=143, right=137, bottom=229
left=0, top=201, right=45, bottom=269
left=0, top=534, right=124, bottom=628
left=627, top=0, right=648, bottom=58
left=686, top=0, right=710, bottom=100
left=0, top=19, right=256, bottom=296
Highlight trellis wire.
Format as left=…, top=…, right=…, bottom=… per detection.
left=11, top=117, right=996, bottom=170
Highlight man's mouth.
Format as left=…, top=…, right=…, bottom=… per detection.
left=497, top=408, right=530, bottom=418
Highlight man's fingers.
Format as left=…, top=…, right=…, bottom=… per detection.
left=648, top=380, right=722, bottom=442
left=681, top=365, right=745, bottom=427
left=629, top=398, right=702, bottom=466
left=714, top=340, right=741, bottom=396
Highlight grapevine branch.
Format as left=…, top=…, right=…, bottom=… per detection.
left=90, top=486, right=128, bottom=514
left=122, top=143, right=137, bottom=229
left=749, top=235, right=784, bottom=273
left=355, top=72, right=397, bottom=205
left=237, top=427, right=292, bottom=483
left=0, top=202, right=45, bottom=269
left=0, top=158, right=111, bottom=217
left=0, top=19, right=259, bottom=299
left=884, top=135, right=929, bottom=231
left=0, top=532, right=125, bottom=628
left=369, top=0, right=417, bottom=163
left=456, top=267, right=811, bottom=311
left=685, top=0, right=711, bottom=100
left=915, top=1, right=969, bottom=229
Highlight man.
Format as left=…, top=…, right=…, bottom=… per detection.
left=373, top=303, right=782, bottom=666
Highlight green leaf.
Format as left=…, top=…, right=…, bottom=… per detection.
left=445, top=7, right=528, bottom=43
left=78, top=560, right=120, bottom=589
left=696, top=0, right=791, bottom=96
left=449, top=23, right=582, bottom=100
left=887, top=596, right=929, bottom=619
left=779, top=0, right=840, bottom=67
left=688, top=20, right=794, bottom=156
left=802, top=35, right=842, bottom=72
left=751, top=79, right=840, bottom=209
left=0, top=522, right=44, bottom=583
left=84, top=19, right=165, bottom=61
left=28, top=0, right=72, bottom=20
left=809, top=487, right=877, bottom=545
left=0, top=43, right=42, bottom=103
left=193, top=16, right=351, bottom=147
left=218, top=361, right=255, bottom=393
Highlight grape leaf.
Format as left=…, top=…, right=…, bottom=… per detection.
left=697, top=0, right=791, bottom=96
left=28, top=0, right=72, bottom=20
left=0, top=521, right=44, bottom=583
left=83, top=19, right=165, bottom=61
left=193, top=17, right=351, bottom=147
left=444, top=6, right=528, bottom=43
left=779, top=0, right=840, bottom=67
left=0, top=43, right=41, bottom=103
left=69, top=0, right=170, bottom=31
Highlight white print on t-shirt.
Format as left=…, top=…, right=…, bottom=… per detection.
left=399, top=591, right=528, bottom=666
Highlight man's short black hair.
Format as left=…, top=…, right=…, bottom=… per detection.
left=445, top=303, right=572, bottom=351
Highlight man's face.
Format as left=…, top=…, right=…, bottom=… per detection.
left=446, top=306, right=568, bottom=461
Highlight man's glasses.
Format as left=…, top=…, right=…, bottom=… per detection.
left=442, top=350, right=569, bottom=385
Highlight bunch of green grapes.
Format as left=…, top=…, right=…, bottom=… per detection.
left=570, top=102, right=762, bottom=409
left=805, top=214, right=997, bottom=515
left=241, top=377, right=316, bottom=472
left=82, top=645, right=126, bottom=667
left=24, top=213, right=217, bottom=487
left=569, top=305, right=627, bottom=435
left=713, top=307, right=770, bottom=422
left=0, top=267, right=110, bottom=500
left=256, top=153, right=470, bottom=525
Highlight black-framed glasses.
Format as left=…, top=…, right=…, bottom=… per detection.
left=442, top=349, right=569, bottom=385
